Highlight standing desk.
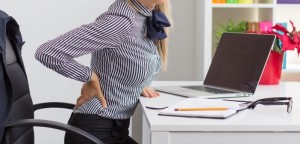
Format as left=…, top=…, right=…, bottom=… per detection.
left=132, top=81, right=300, bottom=144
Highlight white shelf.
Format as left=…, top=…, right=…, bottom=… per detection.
left=275, top=4, right=300, bottom=8
left=212, top=4, right=274, bottom=8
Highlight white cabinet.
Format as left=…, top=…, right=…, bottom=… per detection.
left=199, top=0, right=300, bottom=80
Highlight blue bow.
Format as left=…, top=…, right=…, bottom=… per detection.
left=146, top=10, right=171, bottom=40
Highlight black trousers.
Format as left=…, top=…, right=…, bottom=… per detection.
left=64, top=113, right=139, bottom=144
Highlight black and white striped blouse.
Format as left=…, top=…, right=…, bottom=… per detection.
left=35, top=0, right=161, bottom=119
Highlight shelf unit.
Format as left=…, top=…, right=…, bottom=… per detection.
left=197, top=0, right=300, bottom=80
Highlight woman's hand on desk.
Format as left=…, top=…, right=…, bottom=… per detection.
left=141, top=87, right=160, bottom=98
left=75, top=71, right=107, bottom=109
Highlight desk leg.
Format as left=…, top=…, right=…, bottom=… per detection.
left=132, top=103, right=170, bottom=144
left=132, top=103, right=142, bottom=143
left=141, top=114, right=170, bottom=144
left=142, top=114, right=150, bottom=144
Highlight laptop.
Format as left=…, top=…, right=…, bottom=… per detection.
left=155, top=32, right=275, bottom=98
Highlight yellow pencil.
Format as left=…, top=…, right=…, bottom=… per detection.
left=174, top=107, right=229, bottom=111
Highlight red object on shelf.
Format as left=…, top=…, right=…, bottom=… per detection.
left=259, top=51, right=284, bottom=85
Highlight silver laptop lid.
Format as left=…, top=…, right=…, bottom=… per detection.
left=204, top=32, right=275, bottom=94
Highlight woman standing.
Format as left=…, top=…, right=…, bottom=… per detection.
left=35, top=0, right=172, bottom=143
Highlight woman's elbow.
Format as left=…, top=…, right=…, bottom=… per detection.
left=34, top=46, right=47, bottom=63
left=34, top=50, right=42, bottom=62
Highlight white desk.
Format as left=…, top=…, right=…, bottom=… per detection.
left=132, top=81, right=300, bottom=144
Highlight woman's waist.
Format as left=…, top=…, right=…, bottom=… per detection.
left=91, top=60, right=159, bottom=87
left=69, top=113, right=130, bottom=122
left=75, top=96, right=139, bottom=119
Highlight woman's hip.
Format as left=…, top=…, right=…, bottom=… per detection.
left=64, top=113, right=133, bottom=144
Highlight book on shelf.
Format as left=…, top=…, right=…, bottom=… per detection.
left=227, top=0, right=239, bottom=3
left=277, top=0, right=300, bottom=4
left=238, top=0, right=254, bottom=3
left=276, top=22, right=288, bottom=69
left=212, top=0, right=226, bottom=3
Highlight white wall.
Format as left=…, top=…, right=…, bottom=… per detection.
left=156, top=0, right=198, bottom=81
left=156, top=0, right=205, bottom=81
left=1, top=0, right=115, bottom=143
left=1, top=0, right=202, bottom=143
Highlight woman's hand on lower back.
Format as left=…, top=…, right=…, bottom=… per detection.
left=75, top=71, right=107, bottom=109
left=141, top=87, right=160, bottom=98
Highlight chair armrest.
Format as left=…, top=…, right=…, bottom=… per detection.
left=33, top=102, right=75, bottom=111
left=5, top=119, right=104, bottom=144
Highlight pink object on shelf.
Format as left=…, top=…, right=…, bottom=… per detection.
left=260, top=21, right=272, bottom=33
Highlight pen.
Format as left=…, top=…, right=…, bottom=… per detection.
left=174, top=107, right=229, bottom=111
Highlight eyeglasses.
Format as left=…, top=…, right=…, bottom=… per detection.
left=239, top=97, right=293, bottom=113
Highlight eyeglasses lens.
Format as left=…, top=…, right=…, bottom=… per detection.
left=287, top=99, right=293, bottom=113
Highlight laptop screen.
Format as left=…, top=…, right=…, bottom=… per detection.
left=204, top=33, right=275, bottom=93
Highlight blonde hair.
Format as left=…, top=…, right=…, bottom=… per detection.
left=155, top=1, right=173, bottom=70
left=127, top=0, right=173, bottom=70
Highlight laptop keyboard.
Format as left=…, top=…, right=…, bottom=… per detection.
left=181, top=86, right=238, bottom=94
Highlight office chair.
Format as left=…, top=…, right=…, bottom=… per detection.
left=0, top=11, right=104, bottom=144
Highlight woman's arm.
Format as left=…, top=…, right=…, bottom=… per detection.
left=35, top=14, right=133, bottom=82
left=35, top=13, right=134, bottom=107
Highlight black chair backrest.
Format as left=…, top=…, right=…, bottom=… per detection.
left=5, top=22, right=34, bottom=144
left=1, top=11, right=105, bottom=144
left=0, top=10, right=14, bottom=143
